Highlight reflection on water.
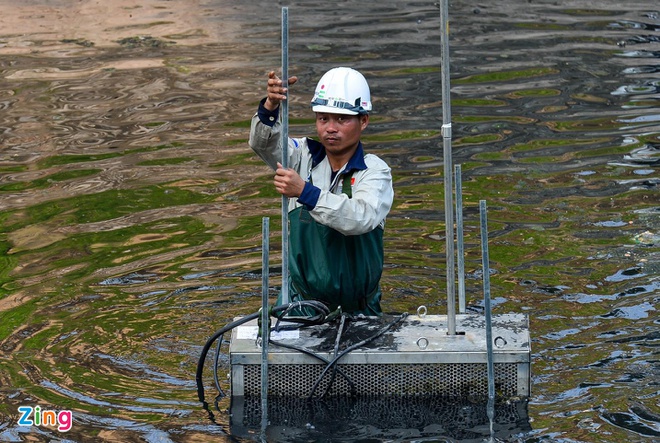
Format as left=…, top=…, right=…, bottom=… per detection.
left=0, top=0, right=658, bottom=442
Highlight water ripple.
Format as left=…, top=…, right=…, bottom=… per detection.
left=1, top=2, right=658, bottom=442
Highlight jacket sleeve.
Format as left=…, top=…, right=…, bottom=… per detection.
left=248, top=99, right=305, bottom=172
left=248, top=101, right=282, bottom=171
left=311, top=157, right=394, bottom=236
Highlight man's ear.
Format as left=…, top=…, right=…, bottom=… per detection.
left=360, top=114, right=369, bottom=130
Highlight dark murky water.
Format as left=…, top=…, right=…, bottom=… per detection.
left=1, top=1, right=658, bottom=442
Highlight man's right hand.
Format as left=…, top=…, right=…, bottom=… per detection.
left=265, top=71, right=298, bottom=111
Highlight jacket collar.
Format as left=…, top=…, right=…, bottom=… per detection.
left=308, top=138, right=368, bottom=173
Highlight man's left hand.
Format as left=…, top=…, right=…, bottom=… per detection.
left=274, top=162, right=305, bottom=198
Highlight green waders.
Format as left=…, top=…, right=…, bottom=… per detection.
left=278, top=174, right=384, bottom=316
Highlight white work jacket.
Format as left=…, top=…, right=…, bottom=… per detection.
left=248, top=109, right=394, bottom=236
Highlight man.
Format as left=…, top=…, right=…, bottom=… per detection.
left=249, top=67, right=394, bottom=316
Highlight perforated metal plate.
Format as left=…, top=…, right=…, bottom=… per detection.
left=229, top=314, right=530, bottom=398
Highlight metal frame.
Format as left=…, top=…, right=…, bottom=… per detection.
left=230, top=314, right=530, bottom=398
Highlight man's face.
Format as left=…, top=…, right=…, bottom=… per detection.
left=315, top=112, right=369, bottom=156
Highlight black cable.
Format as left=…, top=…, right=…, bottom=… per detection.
left=321, top=313, right=347, bottom=398
left=196, top=299, right=336, bottom=404
left=196, top=312, right=260, bottom=403
left=212, top=333, right=226, bottom=395
left=272, top=300, right=332, bottom=330
left=307, top=313, right=408, bottom=400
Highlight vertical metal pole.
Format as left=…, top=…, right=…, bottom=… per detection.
left=440, top=0, right=456, bottom=334
left=280, top=7, right=290, bottom=305
left=260, top=217, right=270, bottom=433
left=479, top=201, right=496, bottom=434
left=455, top=164, right=466, bottom=314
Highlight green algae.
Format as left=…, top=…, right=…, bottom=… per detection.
left=561, top=9, right=622, bottom=16
left=0, top=240, right=16, bottom=296
left=574, top=143, right=642, bottom=158
left=454, top=115, right=536, bottom=125
left=0, top=165, right=28, bottom=173
left=458, top=133, right=502, bottom=145
left=137, top=157, right=194, bottom=166
left=455, top=67, right=559, bottom=84
left=362, top=129, right=440, bottom=143
left=36, top=144, right=185, bottom=169
left=514, top=23, right=570, bottom=31
left=508, top=88, right=561, bottom=98
left=453, top=98, right=506, bottom=107
left=381, top=66, right=440, bottom=76
left=37, top=153, right=122, bottom=168
left=0, top=169, right=101, bottom=192
left=4, top=185, right=214, bottom=231
left=544, top=116, right=618, bottom=132
left=211, top=152, right=263, bottom=168
left=471, top=151, right=510, bottom=162
left=223, top=214, right=280, bottom=243
left=18, top=324, right=53, bottom=351
left=506, top=138, right=598, bottom=152
left=0, top=300, right=36, bottom=342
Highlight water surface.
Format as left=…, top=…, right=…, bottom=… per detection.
left=0, top=1, right=658, bottom=442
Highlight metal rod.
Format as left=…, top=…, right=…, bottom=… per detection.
left=260, top=217, right=270, bottom=433
left=440, top=0, right=456, bottom=335
left=455, top=164, right=466, bottom=314
left=479, top=200, right=496, bottom=430
left=280, top=7, right=290, bottom=305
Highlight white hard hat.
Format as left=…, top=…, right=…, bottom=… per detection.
left=310, top=67, right=372, bottom=115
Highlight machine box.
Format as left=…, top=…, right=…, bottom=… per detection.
left=229, top=313, right=530, bottom=399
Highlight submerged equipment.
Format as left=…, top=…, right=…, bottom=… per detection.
left=195, top=301, right=406, bottom=405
